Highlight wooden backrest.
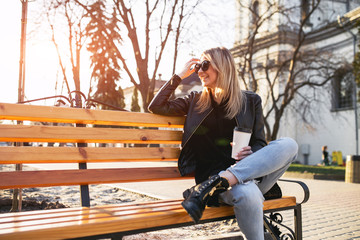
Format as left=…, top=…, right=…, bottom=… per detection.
left=0, top=102, right=188, bottom=190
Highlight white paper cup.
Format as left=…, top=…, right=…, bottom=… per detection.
left=231, top=127, right=252, bottom=159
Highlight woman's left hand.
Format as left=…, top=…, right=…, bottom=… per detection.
left=233, top=146, right=253, bottom=162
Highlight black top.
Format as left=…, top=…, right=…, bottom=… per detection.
left=188, top=94, right=236, bottom=183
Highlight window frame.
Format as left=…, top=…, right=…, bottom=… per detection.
left=331, top=66, right=355, bottom=111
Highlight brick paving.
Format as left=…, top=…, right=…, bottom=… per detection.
left=278, top=178, right=360, bottom=240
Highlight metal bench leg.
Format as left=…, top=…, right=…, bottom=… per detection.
left=263, top=216, right=280, bottom=240
left=294, top=204, right=303, bottom=240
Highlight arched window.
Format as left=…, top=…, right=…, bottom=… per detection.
left=332, top=66, right=355, bottom=110
left=301, top=0, right=312, bottom=26
left=251, top=1, right=259, bottom=26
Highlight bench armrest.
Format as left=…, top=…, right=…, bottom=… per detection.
left=279, top=179, right=310, bottom=204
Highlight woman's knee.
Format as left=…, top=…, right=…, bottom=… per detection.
left=270, top=137, right=298, bottom=159
left=223, top=181, right=264, bottom=207
left=282, top=137, right=298, bottom=153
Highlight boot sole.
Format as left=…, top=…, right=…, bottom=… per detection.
left=181, top=200, right=201, bottom=224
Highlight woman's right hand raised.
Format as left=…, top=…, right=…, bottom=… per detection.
left=177, top=58, right=200, bottom=79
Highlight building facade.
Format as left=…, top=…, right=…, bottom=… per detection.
left=232, top=0, right=360, bottom=165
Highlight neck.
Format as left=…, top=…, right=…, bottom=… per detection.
left=210, top=89, right=222, bottom=104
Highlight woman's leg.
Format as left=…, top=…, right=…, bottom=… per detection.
left=217, top=138, right=297, bottom=239
left=220, top=180, right=265, bottom=240
left=181, top=138, right=297, bottom=225
left=223, top=137, right=298, bottom=191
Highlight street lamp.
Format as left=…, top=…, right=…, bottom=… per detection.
left=337, top=15, right=359, bottom=155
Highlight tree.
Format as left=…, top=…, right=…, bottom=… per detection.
left=74, top=0, right=206, bottom=111
left=131, top=87, right=141, bottom=112
left=232, top=0, right=341, bottom=141
left=352, top=19, right=360, bottom=102
left=45, top=0, right=88, bottom=103
left=40, top=0, right=126, bottom=110
left=86, top=1, right=125, bottom=110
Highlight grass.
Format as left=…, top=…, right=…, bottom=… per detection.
left=286, top=163, right=346, bottom=176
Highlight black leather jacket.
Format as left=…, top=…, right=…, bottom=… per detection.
left=148, top=74, right=267, bottom=176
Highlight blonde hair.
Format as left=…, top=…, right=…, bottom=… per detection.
left=196, top=47, right=245, bottom=119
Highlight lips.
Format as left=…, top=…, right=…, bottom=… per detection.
left=200, top=76, right=208, bottom=83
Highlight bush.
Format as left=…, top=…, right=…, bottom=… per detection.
left=287, top=164, right=345, bottom=176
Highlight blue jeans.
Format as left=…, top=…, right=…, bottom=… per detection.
left=219, top=137, right=298, bottom=240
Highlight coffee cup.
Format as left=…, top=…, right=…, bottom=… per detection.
left=231, top=127, right=252, bottom=159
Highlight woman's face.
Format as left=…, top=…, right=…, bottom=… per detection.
left=198, top=56, right=217, bottom=89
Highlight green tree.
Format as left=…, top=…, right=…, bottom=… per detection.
left=131, top=87, right=141, bottom=112
left=74, top=0, right=205, bottom=111
left=86, top=1, right=125, bottom=110
left=352, top=19, right=360, bottom=102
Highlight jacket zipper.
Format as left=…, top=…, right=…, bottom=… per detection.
left=235, top=117, right=240, bottom=128
left=182, top=108, right=214, bottom=149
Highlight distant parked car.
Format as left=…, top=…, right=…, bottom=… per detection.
left=0, top=142, right=8, bottom=147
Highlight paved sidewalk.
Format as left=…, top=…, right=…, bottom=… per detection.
left=284, top=178, right=360, bottom=240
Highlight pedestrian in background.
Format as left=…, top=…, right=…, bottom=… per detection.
left=322, top=145, right=330, bottom=166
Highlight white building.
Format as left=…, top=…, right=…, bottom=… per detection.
left=232, top=0, right=360, bottom=165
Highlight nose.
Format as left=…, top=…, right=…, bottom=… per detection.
left=198, top=68, right=205, bottom=75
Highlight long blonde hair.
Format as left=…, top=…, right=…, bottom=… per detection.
left=196, top=47, right=245, bottom=119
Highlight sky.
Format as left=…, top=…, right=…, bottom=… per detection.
left=0, top=1, right=236, bottom=105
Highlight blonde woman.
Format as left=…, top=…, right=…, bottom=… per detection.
left=148, top=47, right=297, bottom=240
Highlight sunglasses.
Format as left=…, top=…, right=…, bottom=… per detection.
left=194, top=60, right=210, bottom=73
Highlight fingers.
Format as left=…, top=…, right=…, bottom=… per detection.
left=177, top=58, right=200, bottom=79
left=234, top=146, right=253, bottom=161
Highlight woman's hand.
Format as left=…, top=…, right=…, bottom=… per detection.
left=233, top=146, right=253, bottom=162
left=177, top=58, right=200, bottom=79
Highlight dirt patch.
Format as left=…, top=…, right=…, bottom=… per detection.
left=0, top=197, right=67, bottom=213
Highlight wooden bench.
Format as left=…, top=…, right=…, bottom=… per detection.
left=0, top=102, right=309, bottom=240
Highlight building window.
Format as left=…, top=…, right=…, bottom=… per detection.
left=251, top=1, right=259, bottom=26
left=332, top=66, right=355, bottom=110
left=301, top=0, right=312, bottom=26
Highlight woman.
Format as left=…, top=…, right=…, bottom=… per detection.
left=322, top=145, right=330, bottom=166
left=148, top=47, right=297, bottom=240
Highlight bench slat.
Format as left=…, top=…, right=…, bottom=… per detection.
left=0, top=197, right=296, bottom=240
left=0, top=201, right=186, bottom=229
left=0, top=125, right=182, bottom=144
left=0, top=102, right=185, bottom=128
left=0, top=167, right=191, bottom=189
left=0, top=200, right=182, bottom=222
left=0, top=147, right=180, bottom=164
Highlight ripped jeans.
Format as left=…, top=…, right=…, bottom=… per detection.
left=219, top=137, right=298, bottom=240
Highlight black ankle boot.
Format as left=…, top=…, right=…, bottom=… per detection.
left=181, top=175, right=229, bottom=223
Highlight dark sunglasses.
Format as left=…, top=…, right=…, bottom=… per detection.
left=194, top=60, right=210, bottom=73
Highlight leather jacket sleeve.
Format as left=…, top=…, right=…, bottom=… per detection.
left=148, top=74, right=192, bottom=116
left=249, top=93, right=267, bottom=152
